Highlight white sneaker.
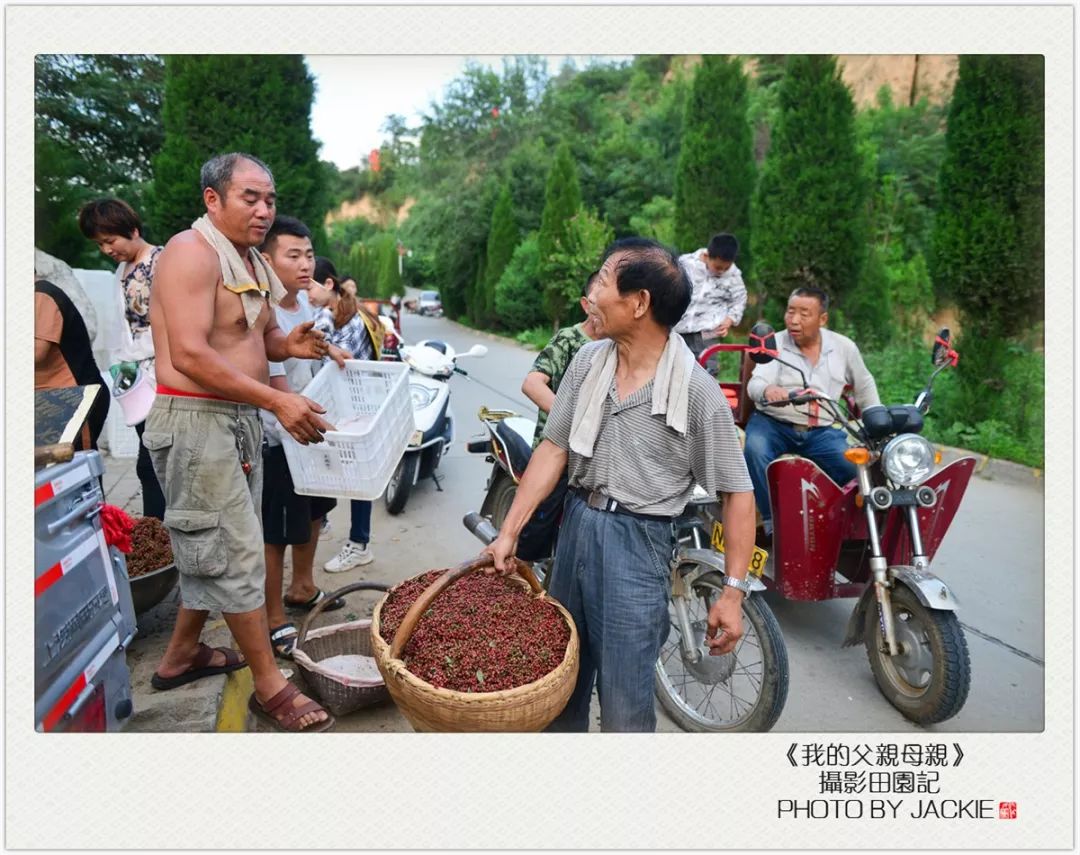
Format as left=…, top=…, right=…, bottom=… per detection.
left=324, top=540, right=374, bottom=573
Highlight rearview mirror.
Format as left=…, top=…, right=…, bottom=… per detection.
left=932, top=328, right=951, bottom=366
left=464, top=344, right=488, bottom=358
left=748, top=322, right=777, bottom=364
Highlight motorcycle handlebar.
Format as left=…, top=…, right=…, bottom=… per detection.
left=763, top=391, right=821, bottom=407
left=454, top=366, right=468, bottom=376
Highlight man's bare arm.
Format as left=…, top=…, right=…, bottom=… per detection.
left=521, top=371, right=555, bottom=414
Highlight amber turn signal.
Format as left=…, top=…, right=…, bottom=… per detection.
left=934, top=450, right=943, bottom=464
left=844, top=448, right=871, bottom=465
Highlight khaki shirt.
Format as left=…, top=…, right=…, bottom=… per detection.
left=746, top=329, right=880, bottom=427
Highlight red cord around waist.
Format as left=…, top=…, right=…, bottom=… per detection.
left=155, top=383, right=228, bottom=401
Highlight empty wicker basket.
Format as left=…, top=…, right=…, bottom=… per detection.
left=370, top=555, right=579, bottom=732
left=293, top=581, right=391, bottom=718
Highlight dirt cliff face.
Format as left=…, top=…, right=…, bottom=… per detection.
left=837, top=55, right=958, bottom=107
left=678, top=55, right=958, bottom=108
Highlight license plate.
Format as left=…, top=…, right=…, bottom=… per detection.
left=711, top=522, right=768, bottom=577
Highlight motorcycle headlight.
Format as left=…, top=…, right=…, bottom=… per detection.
left=881, top=433, right=935, bottom=486
left=409, top=384, right=437, bottom=409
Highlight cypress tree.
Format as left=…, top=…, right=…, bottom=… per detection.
left=537, top=141, right=582, bottom=265
left=673, top=55, right=756, bottom=269
left=484, top=183, right=519, bottom=325
left=149, top=55, right=328, bottom=247
left=929, top=55, right=1044, bottom=424
left=538, top=142, right=584, bottom=328
left=752, top=55, right=868, bottom=316
left=930, top=55, right=1044, bottom=339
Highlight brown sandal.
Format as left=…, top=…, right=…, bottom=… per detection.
left=151, top=643, right=247, bottom=690
left=248, top=683, right=335, bottom=733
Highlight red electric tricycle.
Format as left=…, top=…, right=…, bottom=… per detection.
left=697, top=326, right=974, bottom=724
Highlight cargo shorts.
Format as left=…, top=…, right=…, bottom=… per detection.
left=142, top=395, right=265, bottom=614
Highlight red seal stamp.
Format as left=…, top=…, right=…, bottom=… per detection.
left=998, top=802, right=1017, bottom=819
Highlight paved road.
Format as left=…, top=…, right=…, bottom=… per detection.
left=321, top=310, right=1044, bottom=734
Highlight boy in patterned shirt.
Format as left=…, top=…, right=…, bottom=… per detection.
left=672, top=232, right=747, bottom=356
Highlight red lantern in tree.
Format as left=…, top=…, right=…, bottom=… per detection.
left=491, top=107, right=500, bottom=119
left=370, top=148, right=381, bottom=173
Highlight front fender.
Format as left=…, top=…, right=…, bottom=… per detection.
left=890, top=565, right=961, bottom=611
left=841, top=566, right=960, bottom=648
left=675, top=548, right=767, bottom=594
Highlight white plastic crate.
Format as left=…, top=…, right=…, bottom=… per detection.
left=281, top=360, right=414, bottom=500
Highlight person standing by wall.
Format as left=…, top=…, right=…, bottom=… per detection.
left=78, top=198, right=166, bottom=519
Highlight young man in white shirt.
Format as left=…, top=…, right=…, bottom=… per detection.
left=257, top=216, right=350, bottom=657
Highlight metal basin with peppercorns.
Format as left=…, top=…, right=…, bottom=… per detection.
left=128, top=562, right=178, bottom=615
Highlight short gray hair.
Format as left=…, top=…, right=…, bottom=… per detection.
left=199, top=152, right=274, bottom=197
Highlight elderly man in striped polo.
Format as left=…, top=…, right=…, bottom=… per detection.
left=485, top=237, right=756, bottom=732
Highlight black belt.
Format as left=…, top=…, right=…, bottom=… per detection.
left=571, top=487, right=673, bottom=523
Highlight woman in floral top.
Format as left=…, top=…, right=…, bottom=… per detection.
left=78, top=198, right=166, bottom=519
left=307, top=257, right=386, bottom=575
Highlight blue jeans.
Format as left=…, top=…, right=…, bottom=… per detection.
left=545, top=492, right=672, bottom=732
left=743, top=411, right=856, bottom=525
left=349, top=500, right=372, bottom=544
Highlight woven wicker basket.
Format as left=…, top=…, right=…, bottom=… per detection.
left=370, top=556, right=579, bottom=732
left=293, top=581, right=391, bottom=718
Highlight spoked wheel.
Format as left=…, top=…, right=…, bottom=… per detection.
left=384, top=453, right=418, bottom=515
left=865, top=584, right=971, bottom=724
left=655, top=570, right=788, bottom=732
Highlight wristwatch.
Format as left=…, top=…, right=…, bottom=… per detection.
left=722, top=575, right=752, bottom=595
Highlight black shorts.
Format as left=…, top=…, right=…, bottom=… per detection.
left=261, top=444, right=337, bottom=545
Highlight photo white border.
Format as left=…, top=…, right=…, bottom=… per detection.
left=5, top=3, right=1073, bottom=850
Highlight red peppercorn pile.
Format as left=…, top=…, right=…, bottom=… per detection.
left=379, top=570, right=571, bottom=693
left=126, top=517, right=175, bottom=578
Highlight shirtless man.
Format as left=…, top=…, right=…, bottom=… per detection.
left=143, top=152, right=339, bottom=732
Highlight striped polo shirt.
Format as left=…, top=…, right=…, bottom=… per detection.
left=543, top=339, right=753, bottom=517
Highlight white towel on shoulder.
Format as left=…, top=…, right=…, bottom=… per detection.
left=568, top=331, right=696, bottom=457
left=191, top=214, right=286, bottom=328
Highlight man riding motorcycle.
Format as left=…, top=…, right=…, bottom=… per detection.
left=743, top=286, right=881, bottom=536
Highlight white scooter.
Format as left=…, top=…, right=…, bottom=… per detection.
left=384, top=338, right=488, bottom=514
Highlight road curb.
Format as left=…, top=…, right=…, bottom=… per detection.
left=216, top=668, right=253, bottom=732
left=934, top=443, right=1043, bottom=489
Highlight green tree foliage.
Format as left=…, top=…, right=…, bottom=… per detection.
left=543, top=208, right=614, bottom=329
left=327, top=218, right=378, bottom=271
left=149, top=55, right=328, bottom=249
left=629, top=196, right=676, bottom=247
left=538, top=141, right=583, bottom=264
left=35, top=54, right=165, bottom=266
left=346, top=241, right=378, bottom=295
left=673, top=56, right=756, bottom=265
left=929, top=55, right=1044, bottom=429
left=930, top=55, right=1044, bottom=337
left=483, top=183, right=519, bottom=324
left=494, top=234, right=547, bottom=331
left=752, top=55, right=868, bottom=318
left=368, top=232, right=403, bottom=298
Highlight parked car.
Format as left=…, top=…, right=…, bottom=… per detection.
left=417, top=291, right=443, bottom=317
